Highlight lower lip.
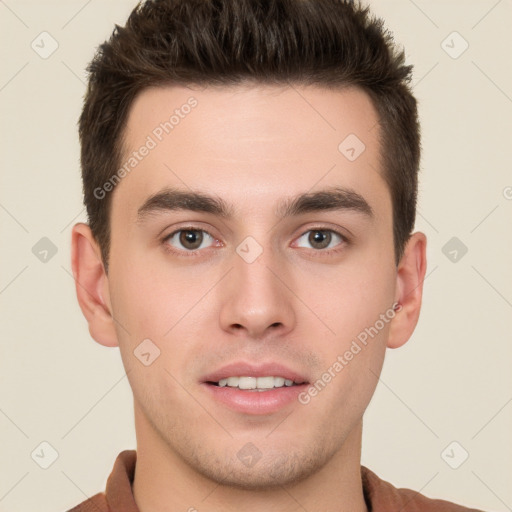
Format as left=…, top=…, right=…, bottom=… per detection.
left=202, top=383, right=309, bottom=415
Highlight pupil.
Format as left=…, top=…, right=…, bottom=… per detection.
left=310, top=230, right=330, bottom=249
left=181, top=230, right=202, bottom=249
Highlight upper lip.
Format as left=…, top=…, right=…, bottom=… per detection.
left=202, top=361, right=309, bottom=384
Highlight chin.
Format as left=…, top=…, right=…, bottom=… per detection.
left=182, top=441, right=333, bottom=490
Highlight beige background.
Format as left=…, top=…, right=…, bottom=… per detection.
left=1, top=1, right=511, bottom=511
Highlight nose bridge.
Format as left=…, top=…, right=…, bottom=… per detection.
left=219, top=233, right=296, bottom=338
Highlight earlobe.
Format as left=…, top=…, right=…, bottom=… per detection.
left=386, top=232, right=427, bottom=349
left=71, top=223, right=119, bottom=347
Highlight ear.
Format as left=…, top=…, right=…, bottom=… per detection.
left=386, top=231, right=427, bottom=349
left=71, top=223, right=118, bottom=347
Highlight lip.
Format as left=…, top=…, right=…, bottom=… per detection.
left=201, top=361, right=310, bottom=415
left=202, top=382, right=309, bottom=415
left=202, top=361, right=308, bottom=384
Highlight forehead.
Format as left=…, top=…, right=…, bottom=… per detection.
left=114, top=83, right=387, bottom=221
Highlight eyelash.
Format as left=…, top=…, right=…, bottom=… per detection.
left=161, top=226, right=349, bottom=258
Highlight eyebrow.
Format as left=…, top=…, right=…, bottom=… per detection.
left=136, top=185, right=373, bottom=223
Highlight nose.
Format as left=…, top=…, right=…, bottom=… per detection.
left=218, top=244, right=296, bottom=340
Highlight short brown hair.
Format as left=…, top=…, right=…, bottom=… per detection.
left=79, top=0, right=420, bottom=271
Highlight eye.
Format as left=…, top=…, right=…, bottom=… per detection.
left=294, top=228, right=347, bottom=252
left=163, top=228, right=216, bottom=253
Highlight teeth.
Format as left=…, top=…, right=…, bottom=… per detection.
left=239, top=377, right=257, bottom=390
left=216, top=376, right=301, bottom=389
left=227, top=377, right=239, bottom=387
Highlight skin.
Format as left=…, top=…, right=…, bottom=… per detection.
left=72, top=83, right=427, bottom=512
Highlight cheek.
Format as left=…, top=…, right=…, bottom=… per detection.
left=309, top=258, right=396, bottom=340
left=298, top=258, right=395, bottom=410
left=298, top=317, right=389, bottom=440
left=108, top=248, right=193, bottom=337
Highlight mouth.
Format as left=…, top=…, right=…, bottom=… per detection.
left=201, top=362, right=310, bottom=414
left=202, top=361, right=309, bottom=389
left=206, top=375, right=307, bottom=391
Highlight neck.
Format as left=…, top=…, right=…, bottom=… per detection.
left=132, top=406, right=368, bottom=512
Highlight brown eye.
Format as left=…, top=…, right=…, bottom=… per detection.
left=308, top=230, right=332, bottom=249
left=165, top=229, right=214, bottom=252
left=295, top=229, right=345, bottom=251
left=180, top=230, right=203, bottom=250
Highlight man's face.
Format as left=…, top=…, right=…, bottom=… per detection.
left=106, top=84, right=397, bottom=487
